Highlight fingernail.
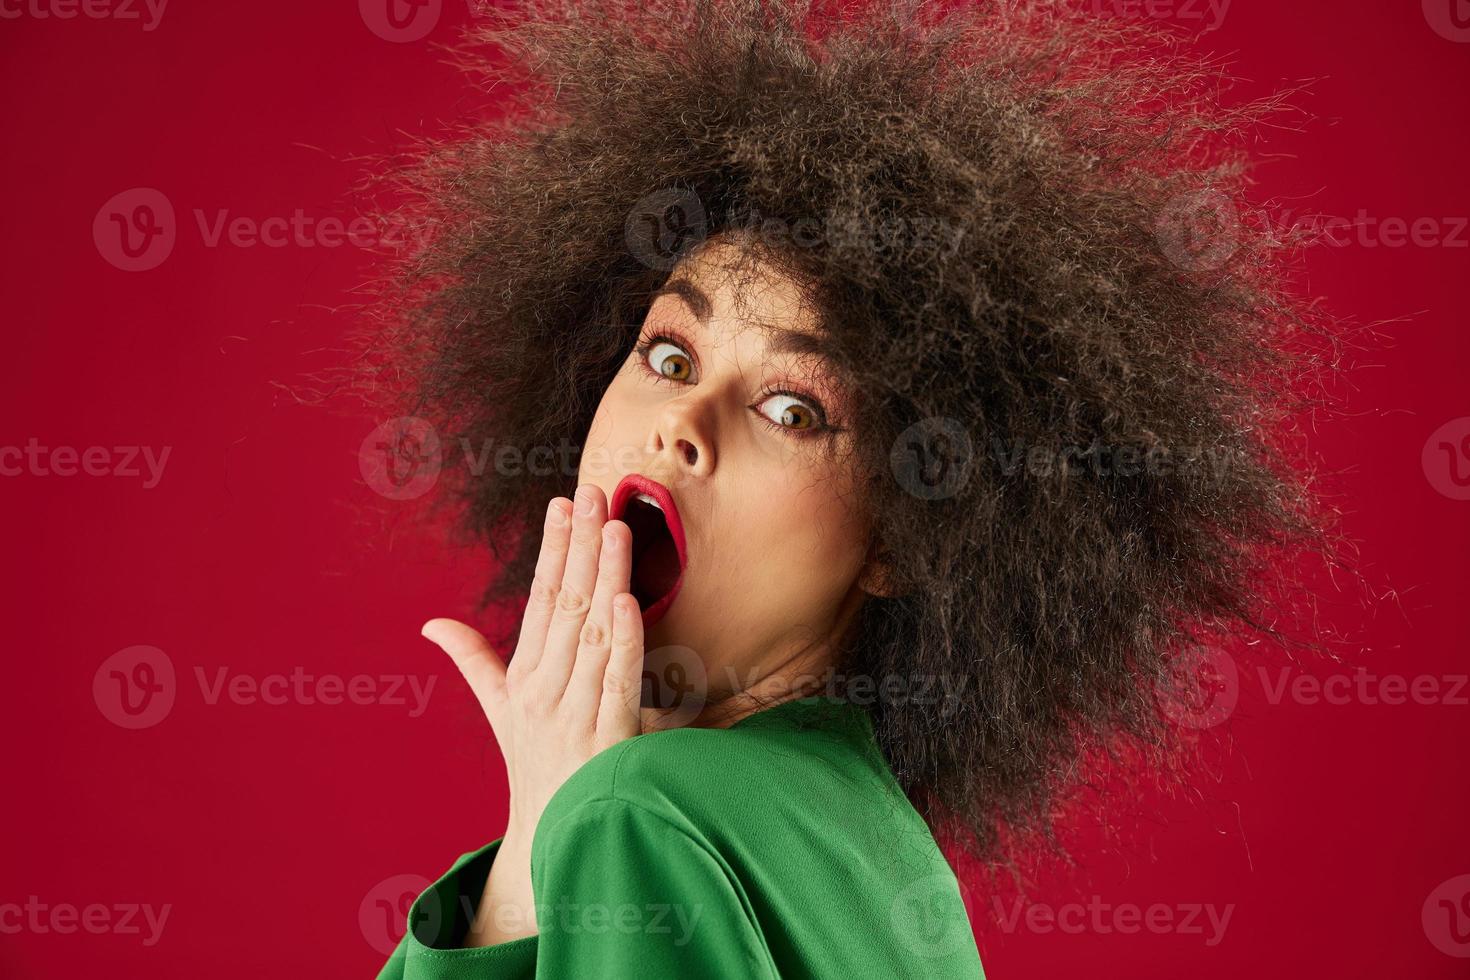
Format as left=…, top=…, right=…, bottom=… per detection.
left=616, top=598, right=630, bottom=618
left=602, top=522, right=619, bottom=547
left=576, top=485, right=596, bottom=515
left=547, top=499, right=567, bottom=527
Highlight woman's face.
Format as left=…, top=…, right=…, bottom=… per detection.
left=578, top=237, right=878, bottom=725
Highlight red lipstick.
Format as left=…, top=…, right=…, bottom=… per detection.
left=608, top=474, right=688, bottom=631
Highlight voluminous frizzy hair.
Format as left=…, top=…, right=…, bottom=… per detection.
left=356, top=0, right=1343, bottom=869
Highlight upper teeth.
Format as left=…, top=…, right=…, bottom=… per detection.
left=634, top=492, right=663, bottom=512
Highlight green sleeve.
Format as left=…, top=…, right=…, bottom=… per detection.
left=374, top=837, right=538, bottom=979
left=376, top=805, right=777, bottom=979
left=530, top=797, right=777, bottom=978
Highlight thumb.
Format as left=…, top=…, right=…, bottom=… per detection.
left=422, top=617, right=509, bottom=733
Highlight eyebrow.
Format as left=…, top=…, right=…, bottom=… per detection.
left=648, top=276, right=826, bottom=359
left=650, top=276, right=712, bottom=322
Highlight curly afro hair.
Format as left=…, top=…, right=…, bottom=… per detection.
left=358, top=0, right=1338, bottom=867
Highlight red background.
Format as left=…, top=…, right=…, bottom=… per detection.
left=2, top=1, right=1466, bottom=976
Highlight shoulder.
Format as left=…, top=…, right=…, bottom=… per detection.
left=526, top=727, right=763, bottom=891
left=535, top=725, right=764, bottom=844
left=526, top=716, right=982, bottom=975
left=533, top=705, right=912, bottom=858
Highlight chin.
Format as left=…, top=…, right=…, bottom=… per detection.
left=635, top=606, right=716, bottom=720
left=641, top=604, right=678, bottom=647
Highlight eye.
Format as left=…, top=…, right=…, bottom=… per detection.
left=632, top=330, right=842, bottom=439
left=634, top=334, right=696, bottom=382
left=756, top=392, right=824, bottom=432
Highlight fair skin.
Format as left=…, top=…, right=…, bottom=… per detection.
left=421, top=236, right=894, bottom=947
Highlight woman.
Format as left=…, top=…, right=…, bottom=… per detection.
left=370, top=0, right=1326, bottom=975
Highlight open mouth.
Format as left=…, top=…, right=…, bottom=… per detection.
left=609, top=475, right=688, bottom=631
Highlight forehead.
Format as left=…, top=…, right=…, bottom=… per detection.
left=647, top=237, right=851, bottom=414
left=651, top=237, right=826, bottom=348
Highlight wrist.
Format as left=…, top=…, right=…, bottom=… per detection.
left=500, top=821, right=534, bottom=857
left=462, top=829, right=537, bottom=948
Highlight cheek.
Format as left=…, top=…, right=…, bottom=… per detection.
left=730, top=465, right=868, bottom=592
left=579, top=380, right=637, bottom=483
left=583, top=382, right=625, bottom=449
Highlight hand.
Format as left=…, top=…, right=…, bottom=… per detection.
left=420, top=483, right=646, bottom=946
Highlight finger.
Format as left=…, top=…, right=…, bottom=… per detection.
left=423, top=617, right=508, bottom=734
left=563, top=518, right=632, bottom=719
left=538, top=483, right=606, bottom=698
left=596, top=592, right=646, bottom=748
left=510, top=497, right=574, bottom=675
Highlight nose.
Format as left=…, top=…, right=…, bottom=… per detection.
left=647, top=392, right=716, bottom=476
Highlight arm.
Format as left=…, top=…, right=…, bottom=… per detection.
left=464, top=830, right=536, bottom=947
left=378, top=487, right=646, bottom=974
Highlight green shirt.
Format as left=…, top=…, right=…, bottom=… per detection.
left=376, top=695, right=984, bottom=978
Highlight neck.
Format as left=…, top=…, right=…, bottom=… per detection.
left=641, top=583, right=868, bottom=732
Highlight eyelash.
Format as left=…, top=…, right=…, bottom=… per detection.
left=631, top=329, right=841, bottom=438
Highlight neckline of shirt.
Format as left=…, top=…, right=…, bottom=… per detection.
left=730, top=693, right=870, bottom=731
